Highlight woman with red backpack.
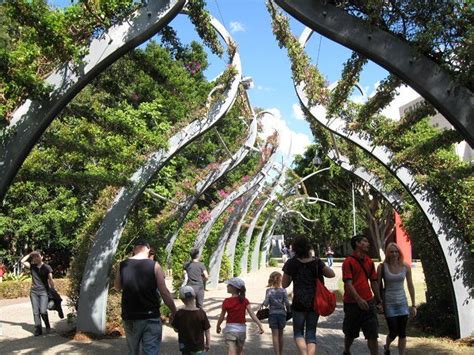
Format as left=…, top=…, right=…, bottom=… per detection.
left=282, top=236, right=335, bottom=355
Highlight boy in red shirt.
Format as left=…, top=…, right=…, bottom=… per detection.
left=216, top=277, right=264, bottom=355
left=342, top=235, right=382, bottom=355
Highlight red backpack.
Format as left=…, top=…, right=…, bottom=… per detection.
left=314, top=278, right=336, bottom=316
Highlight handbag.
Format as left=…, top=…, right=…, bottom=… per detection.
left=256, top=305, right=269, bottom=320
left=313, top=279, right=337, bottom=316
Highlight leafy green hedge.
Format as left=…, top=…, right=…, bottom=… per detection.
left=0, top=278, right=69, bottom=299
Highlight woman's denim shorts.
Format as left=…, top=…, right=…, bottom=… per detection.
left=292, top=310, right=319, bottom=344
left=268, top=313, right=287, bottom=329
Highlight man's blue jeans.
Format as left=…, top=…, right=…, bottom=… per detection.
left=124, top=318, right=162, bottom=355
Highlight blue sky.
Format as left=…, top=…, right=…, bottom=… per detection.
left=166, top=0, right=400, bottom=160
left=51, top=0, right=419, bottom=161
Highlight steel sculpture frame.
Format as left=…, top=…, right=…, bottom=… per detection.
left=247, top=167, right=287, bottom=273
left=294, top=26, right=474, bottom=338
left=261, top=211, right=282, bottom=266
left=225, top=185, right=262, bottom=276
left=206, top=184, right=260, bottom=288
left=76, top=13, right=242, bottom=334
left=326, top=149, right=404, bottom=212
left=274, top=0, right=474, bottom=147
left=0, top=0, right=186, bottom=202
left=193, top=152, right=277, bottom=252
left=164, top=110, right=258, bottom=260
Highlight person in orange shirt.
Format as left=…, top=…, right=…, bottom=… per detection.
left=342, top=235, right=382, bottom=355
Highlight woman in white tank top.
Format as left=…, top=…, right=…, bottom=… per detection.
left=377, top=242, right=416, bottom=355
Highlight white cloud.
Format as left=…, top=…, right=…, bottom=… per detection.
left=380, top=85, right=420, bottom=120
left=229, top=21, right=245, bottom=33
left=292, top=103, right=304, bottom=120
left=259, top=108, right=312, bottom=160
left=256, top=85, right=275, bottom=92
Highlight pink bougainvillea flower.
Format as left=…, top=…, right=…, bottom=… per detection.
left=198, top=209, right=211, bottom=223
left=218, top=189, right=229, bottom=198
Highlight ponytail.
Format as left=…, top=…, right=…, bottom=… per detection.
left=238, top=286, right=246, bottom=303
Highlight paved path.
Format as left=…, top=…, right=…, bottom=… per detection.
left=0, top=262, right=386, bottom=354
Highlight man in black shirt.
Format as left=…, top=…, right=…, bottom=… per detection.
left=183, top=248, right=208, bottom=308
left=114, top=240, right=176, bottom=355
left=21, top=250, right=54, bottom=336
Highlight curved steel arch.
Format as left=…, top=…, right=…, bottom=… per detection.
left=206, top=184, right=260, bottom=288
left=274, top=0, right=474, bottom=147
left=326, top=149, right=404, bottom=212
left=76, top=13, right=242, bottom=334
left=261, top=211, right=282, bottom=266
left=295, top=27, right=474, bottom=338
left=193, top=152, right=277, bottom=252
left=225, top=185, right=262, bottom=276
left=164, top=112, right=258, bottom=260
left=248, top=167, right=287, bottom=273
left=0, top=0, right=186, bottom=201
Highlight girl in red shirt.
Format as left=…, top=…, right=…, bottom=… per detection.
left=216, top=277, right=264, bottom=354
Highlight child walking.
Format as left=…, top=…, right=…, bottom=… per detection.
left=216, top=277, right=264, bottom=355
left=172, top=286, right=211, bottom=354
left=263, top=271, right=291, bottom=355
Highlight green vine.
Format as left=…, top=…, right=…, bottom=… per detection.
left=267, top=1, right=329, bottom=107
left=327, top=52, right=368, bottom=118
left=186, top=0, right=224, bottom=57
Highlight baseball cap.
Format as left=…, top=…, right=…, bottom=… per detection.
left=224, top=277, right=245, bottom=290
left=134, top=240, right=150, bottom=248
left=179, top=286, right=196, bottom=299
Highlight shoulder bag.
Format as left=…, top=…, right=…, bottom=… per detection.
left=313, top=259, right=336, bottom=316
left=256, top=303, right=269, bottom=320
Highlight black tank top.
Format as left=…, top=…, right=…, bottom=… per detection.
left=120, top=258, right=161, bottom=320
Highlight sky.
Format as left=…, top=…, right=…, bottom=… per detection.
left=51, top=0, right=420, bottom=163
left=169, top=0, right=420, bottom=163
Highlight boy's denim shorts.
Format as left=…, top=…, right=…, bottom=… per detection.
left=268, top=313, right=287, bottom=329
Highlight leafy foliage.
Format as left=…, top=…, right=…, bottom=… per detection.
left=335, top=0, right=474, bottom=90
left=0, top=0, right=141, bottom=124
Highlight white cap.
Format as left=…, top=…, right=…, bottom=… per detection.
left=179, top=286, right=196, bottom=299
left=224, top=277, right=245, bottom=290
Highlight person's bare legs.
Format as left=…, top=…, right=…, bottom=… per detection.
left=344, top=336, right=354, bottom=353
left=279, top=329, right=284, bottom=354
left=398, top=337, right=406, bottom=355
left=307, top=342, right=316, bottom=355
left=295, top=337, right=307, bottom=355
left=271, top=329, right=281, bottom=355
left=384, top=334, right=394, bottom=353
left=367, top=338, right=378, bottom=355
left=228, top=343, right=238, bottom=355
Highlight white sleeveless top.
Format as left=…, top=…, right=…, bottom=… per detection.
left=383, top=264, right=407, bottom=305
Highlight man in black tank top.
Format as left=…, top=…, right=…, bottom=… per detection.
left=114, top=240, right=177, bottom=355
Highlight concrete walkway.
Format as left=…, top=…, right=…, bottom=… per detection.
left=0, top=262, right=385, bottom=354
